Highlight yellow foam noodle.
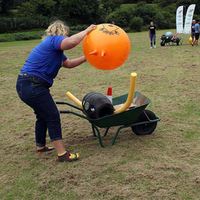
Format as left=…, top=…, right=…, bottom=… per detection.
left=66, top=91, right=82, bottom=108
left=114, top=72, right=137, bottom=114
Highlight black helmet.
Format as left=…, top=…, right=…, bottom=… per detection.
left=82, top=92, right=114, bottom=119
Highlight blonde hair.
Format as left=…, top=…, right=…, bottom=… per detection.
left=43, top=20, right=69, bottom=39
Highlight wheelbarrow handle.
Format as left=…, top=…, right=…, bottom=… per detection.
left=59, top=110, right=88, bottom=120
left=55, top=101, right=83, bottom=111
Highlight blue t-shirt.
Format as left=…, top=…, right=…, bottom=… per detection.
left=21, top=35, right=67, bottom=86
left=194, top=23, right=200, bottom=33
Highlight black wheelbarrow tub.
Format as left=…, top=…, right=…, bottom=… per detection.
left=87, top=91, right=150, bottom=128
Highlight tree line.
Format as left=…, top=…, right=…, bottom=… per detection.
left=0, top=0, right=199, bottom=33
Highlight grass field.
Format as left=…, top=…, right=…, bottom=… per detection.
left=0, top=30, right=200, bottom=200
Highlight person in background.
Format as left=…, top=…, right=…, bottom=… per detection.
left=191, top=19, right=196, bottom=45
left=193, top=19, right=200, bottom=46
left=149, top=21, right=156, bottom=48
left=16, top=20, right=96, bottom=162
left=171, top=33, right=178, bottom=41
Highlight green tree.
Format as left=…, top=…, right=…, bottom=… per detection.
left=135, top=3, right=158, bottom=23
left=58, top=0, right=100, bottom=24
left=0, top=0, right=14, bottom=14
left=18, top=0, right=56, bottom=17
left=106, top=5, right=135, bottom=27
left=130, top=16, right=144, bottom=31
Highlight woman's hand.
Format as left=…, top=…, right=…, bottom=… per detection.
left=85, top=24, right=96, bottom=34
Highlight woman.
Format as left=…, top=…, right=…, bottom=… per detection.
left=191, top=19, right=196, bottom=45
left=16, top=20, right=96, bottom=162
left=194, top=19, right=200, bottom=46
left=148, top=21, right=156, bottom=48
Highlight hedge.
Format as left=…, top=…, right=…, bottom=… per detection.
left=0, top=31, right=43, bottom=42
left=0, top=16, right=49, bottom=33
left=0, top=25, right=89, bottom=42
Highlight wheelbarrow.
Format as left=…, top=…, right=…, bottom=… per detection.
left=160, top=32, right=182, bottom=46
left=56, top=90, right=160, bottom=147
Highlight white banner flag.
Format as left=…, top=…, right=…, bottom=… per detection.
left=176, top=6, right=184, bottom=33
left=184, top=4, right=196, bottom=34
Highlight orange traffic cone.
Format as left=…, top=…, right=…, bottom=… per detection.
left=106, top=86, right=113, bottom=103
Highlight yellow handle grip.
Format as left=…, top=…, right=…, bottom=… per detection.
left=114, top=72, right=137, bottom=114
left=66, top=91, right=82, bottom=108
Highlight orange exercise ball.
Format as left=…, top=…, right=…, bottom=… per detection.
left=83, top=23, right=131, bottom=70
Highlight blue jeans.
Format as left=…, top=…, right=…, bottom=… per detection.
left=16, top=74, right=62, bottom=147
left=150, top=33, right=156, bottom=47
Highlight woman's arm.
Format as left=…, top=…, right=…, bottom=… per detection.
left=60, top=25, right=96, bottom=50
left=62, top=56, right=86, bottom=68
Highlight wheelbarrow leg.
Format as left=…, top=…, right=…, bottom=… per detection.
left=111, top=126, right=124, bottom=145
left=91, top=124, right=97, bottom=137
left=103, top=127, right=110, bottom=137
left=92, top=125, right=104, bottom=147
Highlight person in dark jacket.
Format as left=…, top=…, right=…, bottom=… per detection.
left=191, top=19, right=196, bottom=45
left=149, top=21, right=156, bottom=48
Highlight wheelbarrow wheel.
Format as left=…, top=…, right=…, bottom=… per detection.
left=160, top=41, right=165, bottom=46
left=131, top=110, right=157, bottom=135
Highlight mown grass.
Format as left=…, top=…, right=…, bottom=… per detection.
left=0, top=30, right=200, bottom=200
